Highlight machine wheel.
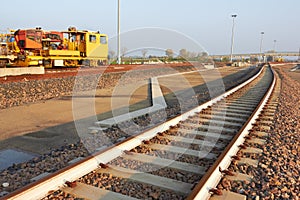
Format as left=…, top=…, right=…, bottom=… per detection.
left=0, top=60, right=8, bottom=68
left=89, top=60, right=97, bottom=67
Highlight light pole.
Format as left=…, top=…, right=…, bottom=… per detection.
left=230, top=14, right=237, bottom=63
left=273, top=40, right=277, bottom=52
left=117, top=0, right=121, bottom=64
left=273, top=40, right=277, bottom=62
left=259, top=32, right=264, bottom=63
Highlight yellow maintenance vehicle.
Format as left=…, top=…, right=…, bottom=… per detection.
left=0, top=27, right=108, bottom=68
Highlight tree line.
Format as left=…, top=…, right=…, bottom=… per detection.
left=108, top=48, right=211, bottom=64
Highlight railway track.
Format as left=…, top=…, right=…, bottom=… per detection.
left=3, top=65, right=275, bottom=200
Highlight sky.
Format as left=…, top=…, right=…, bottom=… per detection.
left=1, top=0, right=300, bottom=55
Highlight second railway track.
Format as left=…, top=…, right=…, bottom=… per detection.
left=4, top=65, right=275, bottom=200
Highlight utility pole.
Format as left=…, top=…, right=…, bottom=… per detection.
left=230, top=14, right=237, bottom=63
left=117, top=0, right=121, bottom=64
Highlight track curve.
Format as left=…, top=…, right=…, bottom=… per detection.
left=3, top=65, right=276, bottom=200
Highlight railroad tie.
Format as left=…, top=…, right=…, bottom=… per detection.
left=251, top=131, right=269, bottom=138
left=246, top=138, right=266, bottom=145
left=225, top=172, right=253, bottom=182
left=96, top=165, right=194, bottom=195
left=178, top=129, right=233, bottom=140
left=210, top=190, right=246, bottom=200
left=162, top=135, right=225, bottom=149
left=237, top=157, right=259, bottom=167
left=121, top=152, right=206, bottom=175
left=147, top=143, right=217, bottom=159
left=242, top=147, right=263, bottom=154
left=63, top=182, right=137, bottom=200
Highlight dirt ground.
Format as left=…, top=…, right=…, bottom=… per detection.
left=281, top=63, right=300, bottom=83
left=0, top=66, right=248, bottom=155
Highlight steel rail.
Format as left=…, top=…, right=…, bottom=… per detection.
left=186, top=65, right=276, bottom=200
left=3, top=66, right=264, bottom=200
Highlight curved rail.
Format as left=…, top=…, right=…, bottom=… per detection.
left=187, top=66, right=275, bottom=199
left=3, top=65, right=272, bottom=200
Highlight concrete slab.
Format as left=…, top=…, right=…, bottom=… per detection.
left=0, top=67, right=44, bottom=77
left=0, top=149, right=36, bottom=170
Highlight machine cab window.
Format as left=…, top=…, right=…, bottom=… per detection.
left=100, top=36, right=107, bottom=44
left=89, top=35, right=96, bottom=43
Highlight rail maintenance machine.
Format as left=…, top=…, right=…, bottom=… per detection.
left=0, top=27, right=108, bottom=68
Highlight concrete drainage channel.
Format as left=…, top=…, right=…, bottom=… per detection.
left=90, top=69, right=209, bottom=130
left=90, top=76, right=167, bottom=130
